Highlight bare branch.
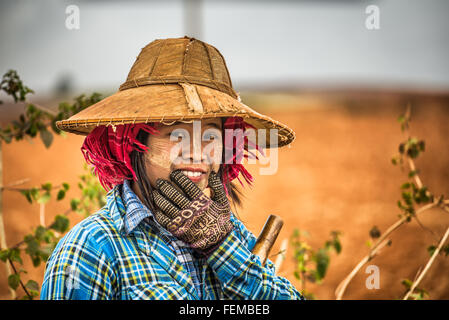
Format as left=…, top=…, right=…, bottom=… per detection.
left=335, top=201, right=438, bottom=300
left=403, top=225, right=449, bottom=300
left=0, top=178, right=30, bottom=191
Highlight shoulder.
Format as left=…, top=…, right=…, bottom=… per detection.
left=49, top=206, right=118, bottom=265
left=41, top=206, right=121, bottom=300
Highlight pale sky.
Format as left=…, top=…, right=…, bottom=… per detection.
left=0, top=0, right=448, bottom=96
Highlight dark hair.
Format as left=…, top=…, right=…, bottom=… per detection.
left=130, top=124, right=244, bottom=215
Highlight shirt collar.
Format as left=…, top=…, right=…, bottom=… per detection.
left=118, top=180, right=174, bottom=238
left=119, top=180, right=152, bottom=235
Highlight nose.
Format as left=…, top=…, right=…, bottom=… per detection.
left=191, top=131, right=202, bottom=164
left=188, top=129, right=221, bottom=165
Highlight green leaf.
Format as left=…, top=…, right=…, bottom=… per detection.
left=37, top=192, right=51, bottom=204
left=402, top=192, right=413, bottom=205
left=391, top=156, right=400, bottom=165
left=62, top=183, right=70, bottom=191
left=20, top=190, right=32, bottom=204
left=402, top=278, right=413, bottom=289
left=418, top=140, right=425, bottom=152
left=31, top=256, right=41, bottom=267
left=24, top=235, right=40, bottom=257
left=30, top=188, right=39, bottom=201
left=333, top=239, right=342, bottom=254
left=401, top=182, right=411, bottom=190
left=0, top=249, right=9, bottom=262
left=35, top=226, right=47, bottom=241
left=42, top=229, right=55, bottom=243
left=407, top=147, right=419, bottom=159
left=70, top=198, right=80, bottom=211
left=8, top=274, right=20, bottom=291
left=49, top=215, right=70, bottom=233
left=315, top=248, right=330, bottom=281
left=57, top=189, right=66, bottom=201
left=427, top=245, right=437, bottom=256
left=25, top=280, right=39, bottom=291
left=408, top=170, right=418, bottom=178
left=41, top=183, right=52, bottom=192
left=39, top=128, right=53, bottom=148
left=9, top=248, right=23, bottom=264
left=398, top=143, right=405, bottom=154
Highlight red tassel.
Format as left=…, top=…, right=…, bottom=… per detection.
left=81, top=124, right=158, bottom=190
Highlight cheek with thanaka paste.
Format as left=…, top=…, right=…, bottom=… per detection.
left=144, top=136, right=173, bottom=188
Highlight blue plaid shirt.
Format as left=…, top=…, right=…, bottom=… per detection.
left=40, top=182, right=304, bottom=300
left=120, top=180, right=205, bottom=298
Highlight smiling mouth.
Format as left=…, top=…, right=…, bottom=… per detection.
left=176, top=168, right=207, bottom=183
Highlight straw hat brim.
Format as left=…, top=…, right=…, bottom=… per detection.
left=56, top=83, right=295, bottom=148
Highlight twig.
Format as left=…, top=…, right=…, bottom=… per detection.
left=0, top=178, right=30, bottom=191
left=412, top=266, right=423, bottom=283
left=274, top=238, right=288, bottom=273
left=403, top=225, right=449, bottom=300
left=30, top=102, right=57, bottom=116
left=335, top=238, right=391, bottom=300
left=408, top=155, right=440, bottom=240
left=336, top=112, right=444, bottom=300
left=407, top=158, right=423, bottom=189
left=8, top=195, right=85, bottom=250
left=39, top=203, right=45, bottom=227
left=7, top=258, right=32, bottom=299
left=4, top=183, right=62, bottom=192
left=335, top=201, right=438, bottom=300
left=413, top=215, right=439, bottom=241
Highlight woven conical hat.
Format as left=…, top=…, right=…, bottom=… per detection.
left=56, top=36, right=295, bottom=148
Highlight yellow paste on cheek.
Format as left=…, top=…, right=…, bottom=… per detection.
left=143, top=136, right=174, bottom=185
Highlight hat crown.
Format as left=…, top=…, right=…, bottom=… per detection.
left=119, top=36, right=237, bottom=98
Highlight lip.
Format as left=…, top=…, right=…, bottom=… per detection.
left=176, top=167, right=207, bottom=173
left=175, top=167, right=208, bottom=183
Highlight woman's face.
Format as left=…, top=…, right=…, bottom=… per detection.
left=143, top=118, right=223, bottom=192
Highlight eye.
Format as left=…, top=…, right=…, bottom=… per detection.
left=203, top=130, right=221, bottom=141
left=169, top=129, right=188, bottom=140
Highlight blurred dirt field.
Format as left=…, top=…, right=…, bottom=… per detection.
left=1, top=90, right=449, bottom=299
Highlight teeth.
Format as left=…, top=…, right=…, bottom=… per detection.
left=182, top=170, right=202, bottom=177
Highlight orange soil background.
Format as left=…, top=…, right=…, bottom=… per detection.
left=1, top=91, right=448, bottom=299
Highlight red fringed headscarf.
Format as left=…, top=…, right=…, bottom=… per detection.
left=81, top=124, right=159, bottom=190
left=221, top=117, right=264, bottom=195
left=81, top=117, right=264, bottom=194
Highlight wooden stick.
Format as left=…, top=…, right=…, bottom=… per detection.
left=252, top=215, right=283, bottom=266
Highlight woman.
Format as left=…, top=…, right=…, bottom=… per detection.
left=40, top=36, right=303, bottom=300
